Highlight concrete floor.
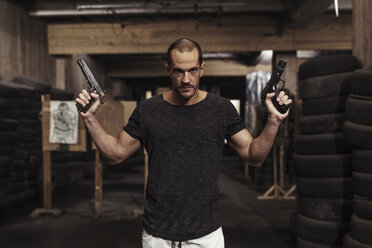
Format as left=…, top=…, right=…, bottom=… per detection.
left=0, top=156, right=296, bottom=248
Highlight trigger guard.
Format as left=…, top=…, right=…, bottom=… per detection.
left=82, top=80, right=94, bottom=92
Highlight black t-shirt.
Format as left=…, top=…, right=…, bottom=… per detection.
left=123, top=93, right=245, bottom=241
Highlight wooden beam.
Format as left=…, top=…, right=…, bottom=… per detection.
left=48, top=15, right=352, bottom=55
left=107, top=59, right=271, bottom=78
left=353, top=0, right=372, bottom=68
left=279, top=0, right=334, bottom=32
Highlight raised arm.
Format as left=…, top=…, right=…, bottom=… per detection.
left=228, top=91, right=292, bottom=167
left=76, top=90, right=141, bottom=165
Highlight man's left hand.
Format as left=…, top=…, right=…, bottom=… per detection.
left=265, top=91, right=292, bottom=126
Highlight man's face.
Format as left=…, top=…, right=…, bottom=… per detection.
left=166, top=48, right=205, bottom=100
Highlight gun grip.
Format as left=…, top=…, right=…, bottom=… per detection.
left=271, top=93, right=290, bottom=114
left=76, top=97, right=95, bottom=113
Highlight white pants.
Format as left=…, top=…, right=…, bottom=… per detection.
left=142, top=227, right=225, bottom=248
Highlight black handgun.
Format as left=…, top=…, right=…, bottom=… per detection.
left=261, top=59, right=290, bottom=114
left=76, top=58, right=105, bottom=113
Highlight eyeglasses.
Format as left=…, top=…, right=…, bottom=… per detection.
left=171, top=66, right=200, bottom=78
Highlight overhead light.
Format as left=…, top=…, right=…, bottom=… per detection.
left=334, top=0, right=339, bottom=17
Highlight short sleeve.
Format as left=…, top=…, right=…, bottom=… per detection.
left=225, top=101, right=246, bottom=138
left=123, top=107, right=142, bottom=142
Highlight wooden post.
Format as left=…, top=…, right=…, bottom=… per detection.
left=353, top=0, right=372, bottom=68
left=94, top=150, right=102, bottom=218
left=55, top=56, right=68, bottom=90
left=43, top=150, right=52, bottom=209
left=31, top=94, right=86, bottom=218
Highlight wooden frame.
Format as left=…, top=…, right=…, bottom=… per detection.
left=31, top=94, right=87, bottom=218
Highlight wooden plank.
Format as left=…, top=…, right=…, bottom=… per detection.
left=108, top=59, right=271, bottom=78
left=280, top=0, right=334, bottom=30
left=48, top=15, right=352, bottom=55
left=353, top=0, right=372, bottom=68
left=43, top=150, right=52, bottom=209
left=94, top=150, right=102, bottom=215
left=0, top=0, right=55, bottom=84
left=121, top=101, right=137, bottom=126
left=55, top=57, right=67, bottom=89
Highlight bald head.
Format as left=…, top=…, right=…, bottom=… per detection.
left=167, top=38, right=203, bottom=66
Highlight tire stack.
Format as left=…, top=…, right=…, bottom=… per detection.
left=293, top=55, right=362, bottom=248
left=343, top=69, right=372, bottom=248
left=6, top=78, right=50, bottom=206
left=0, top=83, right=20, bottom=209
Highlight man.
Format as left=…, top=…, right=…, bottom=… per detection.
left=76, top=38, right=292, bottom=248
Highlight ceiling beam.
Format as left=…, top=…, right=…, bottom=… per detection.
left=107, top=59, right=271, bottom=78
left=278, top=0, right=334, bottom=35
left=47, top=15, right=351, bottom=55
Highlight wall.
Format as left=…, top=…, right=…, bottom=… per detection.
left=0, top=0, right=55, bottom=84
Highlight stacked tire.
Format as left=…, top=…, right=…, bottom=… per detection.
left=51, top=152, right=94, bottom=189
left=0, top=83, right=20, bottom=208
left=293, top=55, right=361, bottom=247
left=343, top=69, right=372, bottom=248
left=3, top=78, right=49, bottom=206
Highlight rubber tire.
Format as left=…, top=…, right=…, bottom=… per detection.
left=297, top=213, right=350, bottom=245
left=354, top=195, right=372, bottom=221
left=293, top=154, right=351, bottom=178
left=299, top=113, right=346, bottom=135
left=298, top=72, right=352, bottom=100
left=296, top=133, right=351, bottom=155
left=353, top=149, right=372, bottom=174
left=16, top=128, right=36, bottom=143
left=353, top=172, right=372, bottom=198
left=0, top=81, right=20, bottom=97
left=0, top=118, right=18, bottom=131
left=344, top=121, right=372, bottom=149
left=351, top=215, right=372, bottom=246
left=346, top=95, right=372, bottom=125
left=296, top=177, right=353, bottom=199
left=12, top=76, right=51, bottom=94
left=0, top=132, right=16, bottom=146
left=298, top=55, right=361, bottom=81
left=0, top=97, right=18, bottom=110
left=50, top=88, right=74, bottom=100
left=344, top=233, right=372, bottom=248
left=298, top=196, right=352, bottom=221
left=352, top=69, right=372, bottom=97
left=302, top=95, right=348, bottom=116
left=297, top=237, right=341, bottom=248
left=289, top=211, right=298, bottom=235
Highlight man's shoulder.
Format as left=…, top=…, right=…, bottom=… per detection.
left=137, top=95, right=163, bottom=112
left=206, top=93, right=231, bottom=105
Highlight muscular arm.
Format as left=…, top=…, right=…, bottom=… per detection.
left=228, top=91, right=292, bottom=167
left=76, top=90, right=141, bottom=165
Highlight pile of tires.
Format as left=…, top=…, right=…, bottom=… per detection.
left=0, top=83, right=20, bottom=208
left=343, top=69, right=372, bottom=248
left=51, top=151, right=94, bottom=189
left=293, top=55, right=361, bottom=248
left=0, top=77, right=94, bottom=209
left=2, top=78, right=49, bottom=206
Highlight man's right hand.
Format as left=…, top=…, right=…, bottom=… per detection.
left=75, top=89, right=101, bottom=117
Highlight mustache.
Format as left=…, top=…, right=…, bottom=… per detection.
left=179, top=84, right=194, bottom=88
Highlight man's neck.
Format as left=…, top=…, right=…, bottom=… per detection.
left=165, top=90, right=207, bottom=106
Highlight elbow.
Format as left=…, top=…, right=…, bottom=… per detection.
left=102, top=151, right=125, bottom=165
left=245, top=158, right=263, bottom=168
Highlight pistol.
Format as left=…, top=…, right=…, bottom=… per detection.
left=261, top=59, right=290, bottom=114
left=76, top=58, right=105, bottom=113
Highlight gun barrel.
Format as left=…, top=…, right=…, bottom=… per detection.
left=77, top=58, right=105, bottom=99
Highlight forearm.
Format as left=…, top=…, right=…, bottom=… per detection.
left=83, top=116, right=123, bottom=164
left=247, top=119, right=280, bottom=167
